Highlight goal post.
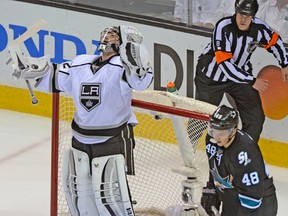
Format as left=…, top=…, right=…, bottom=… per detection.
left=50, top=90, right=217, bottom=216
left=51, top=92, right=60, bottom=216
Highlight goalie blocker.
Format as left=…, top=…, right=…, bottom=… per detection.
left=10, top=55, right=51, bottom=80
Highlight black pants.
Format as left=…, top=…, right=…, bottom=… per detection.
left=194, top=70, right=265, bottom=143
left=72, top=124, right=136, bottom=175
left=259, top=177, right=278, bottom=216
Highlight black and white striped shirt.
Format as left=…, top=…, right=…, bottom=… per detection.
left=197, top=15, right=288, bottom=84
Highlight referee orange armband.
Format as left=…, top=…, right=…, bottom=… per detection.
left=215, top=51, right=233, bottom=64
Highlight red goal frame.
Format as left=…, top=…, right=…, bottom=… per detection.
left=50, top=91, right=211, bottom=216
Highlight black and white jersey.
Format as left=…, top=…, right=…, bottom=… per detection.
left=205, top=130, right=270, bottom=213
left=36, top=54, right=153, bottom=144
left=197, top=15, right=288, bottom=84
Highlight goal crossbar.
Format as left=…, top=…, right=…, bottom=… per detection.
left=132, top=99, right=210, bottom=121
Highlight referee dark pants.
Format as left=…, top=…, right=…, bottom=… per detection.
left=195, top=70, right=265, bottom=143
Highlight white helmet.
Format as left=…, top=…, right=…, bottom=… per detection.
left=98, top=26, right=120, bottom=53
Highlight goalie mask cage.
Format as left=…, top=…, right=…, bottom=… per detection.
left=50, top=90, right=217, bottom=216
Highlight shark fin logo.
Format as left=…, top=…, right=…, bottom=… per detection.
left=210, top=160, right=234, bottom=192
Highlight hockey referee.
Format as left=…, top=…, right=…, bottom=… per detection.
left=194, top=0, right=288, bottom=143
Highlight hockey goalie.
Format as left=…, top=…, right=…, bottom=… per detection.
left=9, top=24, right=153, bottom=216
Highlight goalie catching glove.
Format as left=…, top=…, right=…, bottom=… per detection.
left=119, top=42, right=151, bottom=77
left=118, top=25, right=151, bottom=77
left=11, top=55, right=51, bottom=80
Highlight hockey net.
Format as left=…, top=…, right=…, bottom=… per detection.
left=50, top=90, right=217, bottom=216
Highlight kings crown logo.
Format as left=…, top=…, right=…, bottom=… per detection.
left=80, top=83, right=101, bottom=111
left=86, top=100, right=93, bottom=108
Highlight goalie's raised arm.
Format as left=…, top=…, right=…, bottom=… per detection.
left=118, top=25, right=153, bottom=90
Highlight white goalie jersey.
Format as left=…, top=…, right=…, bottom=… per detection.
left=36, top=54, right=153, bottom=144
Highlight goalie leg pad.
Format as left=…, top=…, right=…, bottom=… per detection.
left=62, top=148, right=100, bottom=216
left=91, top=154, right=135, bottom=216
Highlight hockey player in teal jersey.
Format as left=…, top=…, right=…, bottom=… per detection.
left=201, top=105, right=277, bottom=216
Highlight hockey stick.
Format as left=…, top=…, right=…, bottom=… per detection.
left=8, top=19, right=47, bottom=104
left=9, top=19, right=47, bottom=46
left=211, top=206, right=221, bottom=216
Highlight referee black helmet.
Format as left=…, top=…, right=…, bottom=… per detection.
left=235, top=0, right=259, bottom=16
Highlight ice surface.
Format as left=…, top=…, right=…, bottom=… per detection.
left=0, top=109, right=287, bottom=216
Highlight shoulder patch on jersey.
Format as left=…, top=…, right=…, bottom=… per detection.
left=80, top=83, right=101, bottom=111
left=238, top=151, right=251, bottom=166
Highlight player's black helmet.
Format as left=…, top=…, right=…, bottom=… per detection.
left=209, top=105, right=239, bottom=130
left=235, top=0, right=259, bottom=16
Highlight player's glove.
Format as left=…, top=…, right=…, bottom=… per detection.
left=119, top=42, right=151, bottom=77
left=119, top=25, right=143, bottom=45
left=118, top=25, right=151, bottom=77
left=11, top=55, right=51, bottom=80
left=201, top=182, right=221, bottom=216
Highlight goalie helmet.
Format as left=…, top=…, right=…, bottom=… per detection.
left=98, top=26, right=120, bottom=53
left=235, top=0, right=259, bottom=16
left=98, top=25, right=144, bottom=53
left=209, top=105, right=239, bottom=131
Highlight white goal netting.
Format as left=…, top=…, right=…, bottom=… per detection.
left=51, top=90, right=217, bottom=216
